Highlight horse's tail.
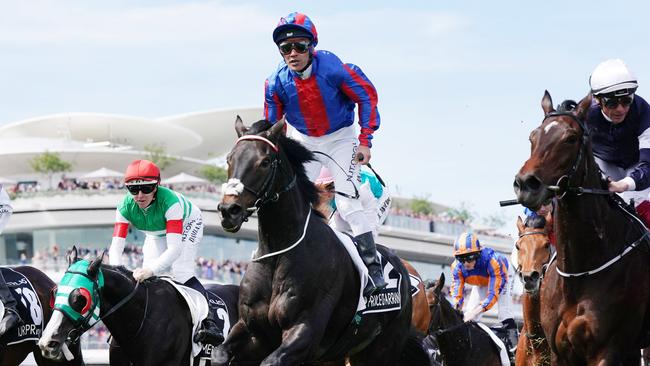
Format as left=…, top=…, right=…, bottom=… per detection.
left=398, top=329, right=433, bottom=366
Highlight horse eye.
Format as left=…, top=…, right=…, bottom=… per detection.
left=260, top=158, right=271, bottom=168
left=564, top=135, right=578, bottom=144
left=515, top=243, right=520, bottom=250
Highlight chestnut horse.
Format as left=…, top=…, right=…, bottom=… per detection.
left=514, top=214, right=552, bottom=366
left=514, top=91, right=650, bottom=365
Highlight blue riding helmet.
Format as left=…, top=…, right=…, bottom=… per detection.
left=273, top=12, right=318, bottom=46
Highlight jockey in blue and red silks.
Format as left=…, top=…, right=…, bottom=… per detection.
left=450, top=232, right=518, bottom=348
left=263, top=12, right=385, bottom=296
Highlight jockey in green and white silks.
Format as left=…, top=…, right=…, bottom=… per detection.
left=108, top=159, right=223, bottom=345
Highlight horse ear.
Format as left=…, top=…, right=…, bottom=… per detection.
left=541, top=90, right=555, bottom=115
left=265, top=119, right=286, bottom=141
left=235, top=115, right=248, bottom=137
left=87, top=252, right=104, bottom=279
left=516, top=216, right=525, bottom=234
left=67, top=246, right=79, bottom=265
left=574, top=93, right=592, bottom=122
left=434, top=272, right=445, bottom=295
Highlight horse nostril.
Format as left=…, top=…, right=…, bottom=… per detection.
left=530, top=271, right=540, bottom=281
left=228, top=204, right=242, bottom=216
left=47, top=340, right=59, bottom=349
left=524, top=176, right=541, bottom=191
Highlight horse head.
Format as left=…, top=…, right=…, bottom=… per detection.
left=218, top=116, right=290, bottom=232
left=39, top=246, right=104, bottom=361
left=516, top=213, right=552, bottom=294
left=425, top=273, right=463, bottom=335
left=218, top=116, right=320, bottom=234
left=514, top=91, right=593, bottom=211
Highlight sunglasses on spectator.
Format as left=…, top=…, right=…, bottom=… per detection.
left=126, top=183, right=157, bottom=195
left=456, top=254, right=479, bottom=263
left=278, top=41, right=310, bottom=55
left=601, top=95, right=633, bottom=109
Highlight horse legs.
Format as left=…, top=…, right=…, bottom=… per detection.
left=514, top=332, right=530, bottom=366
left=259, top=322, right=314, bottom=366
left=212, top=319, right=269, bottom=366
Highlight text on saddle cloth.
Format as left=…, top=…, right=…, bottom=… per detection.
left=1, top=267, right=43, bottom=345
left=161, top=278, right=232, bottom=358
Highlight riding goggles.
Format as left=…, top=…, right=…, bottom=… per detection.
left=278, top=41, right=310, bottom=55
left=601, top=95, right=633, bottom=109
left=456, top=253, right=480, bottom=263
left=126, top=183, right=157, bottom=195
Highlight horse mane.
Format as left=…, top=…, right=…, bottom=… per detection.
left=246, top=120, right=320, bottom=207
left=524, top=215, right=546, bottom=229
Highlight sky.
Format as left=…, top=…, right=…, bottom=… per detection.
left=1, top=0, right=649, bottom=237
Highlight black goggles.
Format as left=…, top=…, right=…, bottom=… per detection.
left=278, top=41, right=310, bottom=55
left=126, top=183, right=157, bottom=195
left=456, top=254, right=479, bottom=263
left=601, top=95, right=633, bottom=109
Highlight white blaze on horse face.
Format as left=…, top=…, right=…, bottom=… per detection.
left=544, top=121, right=559, bottom=134
left=39, top=310, right=65, bottom=350
left=222, top=178, right=245, bottom=196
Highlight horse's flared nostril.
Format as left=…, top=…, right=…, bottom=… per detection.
left=47, top=340, right=60, bottom=349
left=227, top=204, right=242, bottom=217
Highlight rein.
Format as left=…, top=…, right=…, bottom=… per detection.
left=251, top=207, right=312, bottom=262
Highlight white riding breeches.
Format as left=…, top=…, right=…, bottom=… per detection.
left=289, top=125, right=373, bottom=236
left=465, top=264, right=516, bottom=322
left=142, top=207, right=204, bottom=283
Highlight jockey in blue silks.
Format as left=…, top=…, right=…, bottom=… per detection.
left=264, top=12, right=385, bottom=296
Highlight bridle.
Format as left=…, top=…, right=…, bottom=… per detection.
left=225, top=135, right=297, bottom=219
left=542, top=111, right=611, bottom=199
left=516, top=230, right=553, bottom=284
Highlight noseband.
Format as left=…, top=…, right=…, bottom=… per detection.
left=226, top=135, right=296, bottom=217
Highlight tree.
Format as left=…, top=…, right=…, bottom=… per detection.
left=410, top=196, right=433, bottom=215
left=200, top=165, right=228, bottom=184
left=30, top=151, right=73, bottom=188
left=143, top=144, right=176, bottom=171
left=446, top=201, right=475, bottom=224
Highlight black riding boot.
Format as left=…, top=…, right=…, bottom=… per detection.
left=194, top=306, right=225, bottom=346
left=502, top=318, right=519, bottom=351
left=0, top=271, right=21, bottom=336
left=355, top=232, right=387, bottom=297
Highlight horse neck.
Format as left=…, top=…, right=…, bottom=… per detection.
left=554, top=151, right=619, bottom=272
left=522, top=293, right=543, bottom=340
left=99, top=266, right=142, bottom=338
left=257, top=182, right=311, bottom=252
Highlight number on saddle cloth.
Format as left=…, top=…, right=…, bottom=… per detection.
left=1, top=268, right=43, bottom=344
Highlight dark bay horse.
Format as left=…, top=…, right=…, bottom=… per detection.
left=514, top=91, right=650, bottom=365
left=514, top=215, right=552, bottom=366
left=424, top=273, right=503, bottom=366
left=1, top=266, right=84, bottom=366
left=214, top=118, right=420, bottom=365
left=38, top=248, right=239, bottom=366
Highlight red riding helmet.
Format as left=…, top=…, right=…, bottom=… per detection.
left=273, top=12, right=318, bottom=46
left=124, top=160, right=160, bottom=185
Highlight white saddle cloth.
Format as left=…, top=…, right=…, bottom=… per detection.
left=332, top=230, right=370, bottom=313
left=160, top=278, right=209, bottom=360
left=475, top=322, right=510, bottom=366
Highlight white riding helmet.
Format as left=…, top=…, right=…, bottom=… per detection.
left=590, top=59, right=638, bottom=96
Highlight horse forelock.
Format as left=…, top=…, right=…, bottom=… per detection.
left=524, top=215, right=546, bottom=229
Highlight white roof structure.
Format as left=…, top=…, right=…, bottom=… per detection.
left=79, top=167, right=124, bottom=180
left=0, top=107, right=263, bottom=181
left=162, top=172, right=208, bottom=185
